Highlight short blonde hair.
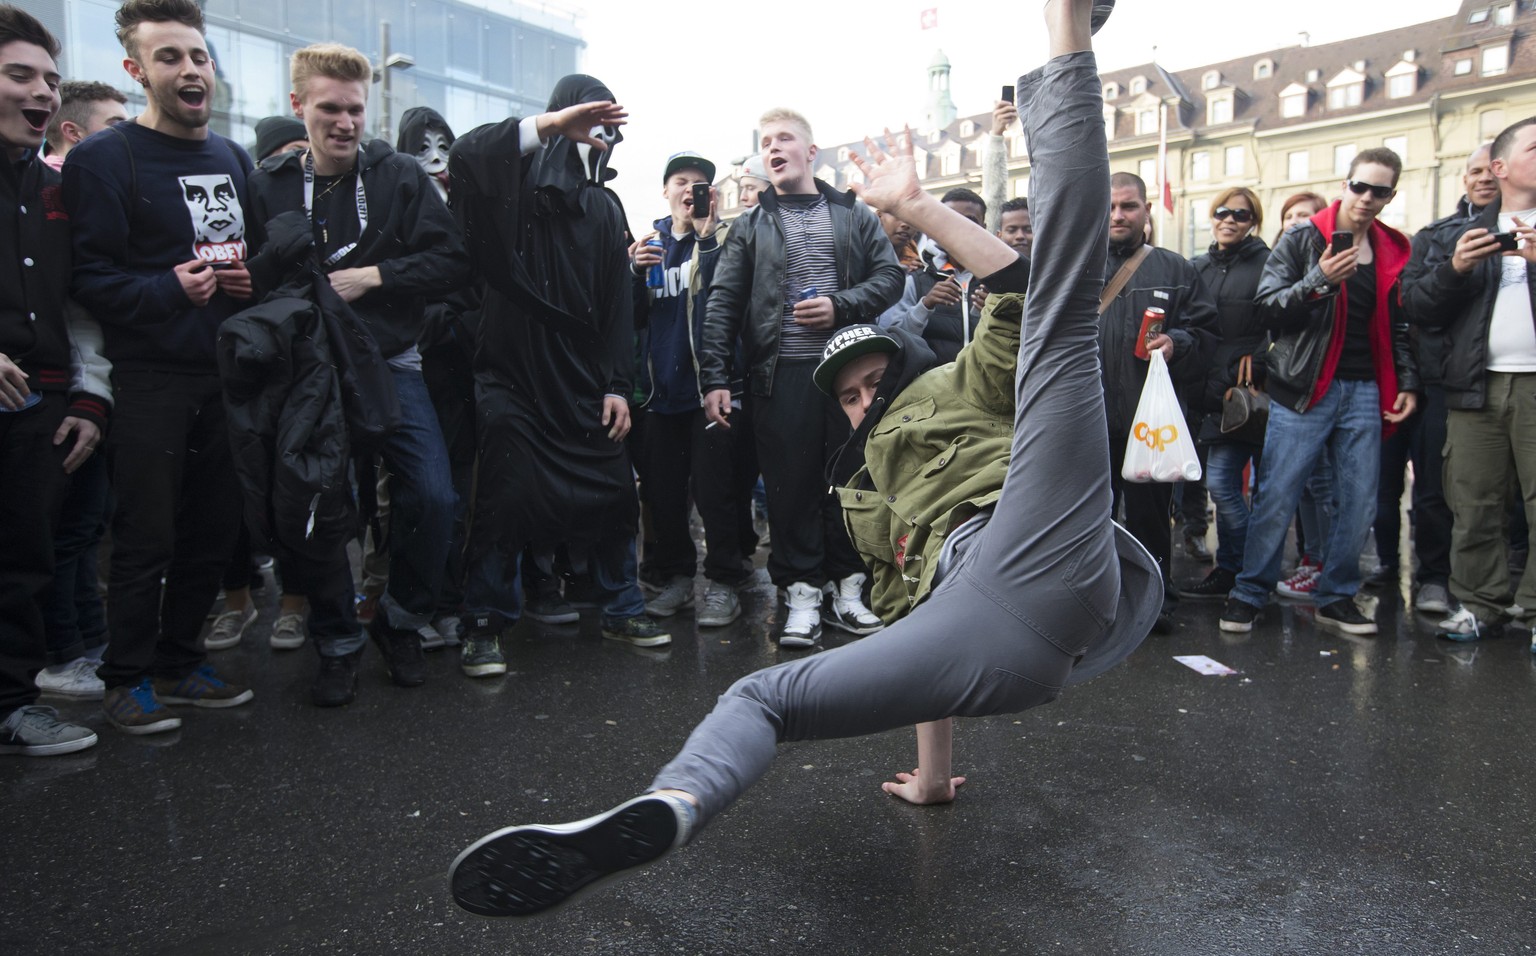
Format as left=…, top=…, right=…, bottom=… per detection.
left=759, top=107, right=813, bottom=143
left=291, top=43, right=372, bottom=99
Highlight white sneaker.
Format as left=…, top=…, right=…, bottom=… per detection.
left=1436, top=605, right=1486, bottom=642
left=825, top=573, right=884, bottom=635
left=697, top=583, right=741, bottom=627
left=418, top=622, right=446, bottom=650
left=35, top=659, right=105, bottom=700
left=779, top=582, right=822, bottom=648
left=644, top=576, right=695, bottom=617
left=269, top=612, right=306, bottom=650
left=206, top=607, right=258, bottom=650
left=434, top=615, right=464, bottom=647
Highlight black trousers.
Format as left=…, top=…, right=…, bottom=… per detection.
left=100, top=371, right=242, bottom=690
left=1110, top=427, right=1175, bottom=608
left=750, top=358, right=864, bottom=589
left=0, top=395, right=67, bottom=715
left=639, top=405, right=759, bottom=587
left=1377, top=383, right=1452, bottom=587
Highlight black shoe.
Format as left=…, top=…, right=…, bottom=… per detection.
left=1362, top=563, right=1397, bottom=589
left=450, top=794, right=695, bottom=918
left=1316, top=599, right=1378, bottom=636
left=1183, top=533, right=1212, bottom=563
left=311, top=650, right=361, bottom=707
left=368, top=619, right=426, bottom=687
left=1179, top=566, right=1235, bottom=601
left=1151, top=610, right=1175, bottom=634
left=1219, top=597, right=1260, bottom=633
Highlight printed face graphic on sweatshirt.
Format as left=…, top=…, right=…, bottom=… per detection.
left=178, top=173, right=247, bottom=263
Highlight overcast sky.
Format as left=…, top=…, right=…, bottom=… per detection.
left=573, top=0, right=1458, bottom=231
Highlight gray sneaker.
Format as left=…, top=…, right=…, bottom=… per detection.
left=434, top=615, right=464, bottom=647
left=0, top=705, right=99, bottom=757
left=269, top=612, right=306, bottom=650
left=697, top=583, right=742, bottom=627
left=206, top=606, right=257, bottom=650
left=644, top=576, right=695, bottom=617
left=525, top=593, right=580, bottom=625
left=461, top=634, right=507, bottom=678
left=1413, top=583, right=1452, bottom=615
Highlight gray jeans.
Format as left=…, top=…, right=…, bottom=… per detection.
left=652, top=51, right=1153, bottom=823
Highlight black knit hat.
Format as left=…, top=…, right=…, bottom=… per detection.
left=254, top=116, right=307, bottom=162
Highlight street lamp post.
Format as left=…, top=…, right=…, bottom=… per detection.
left=375, top=20, right=415, bottom=145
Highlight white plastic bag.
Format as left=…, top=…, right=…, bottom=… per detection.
left=1122, top=351, right=1202, bottom=483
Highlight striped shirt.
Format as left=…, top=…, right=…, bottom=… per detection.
left=777, top=194, right=842, bottom=359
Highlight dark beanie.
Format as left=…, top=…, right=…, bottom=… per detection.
left=254, top=116, right=308, bottom=162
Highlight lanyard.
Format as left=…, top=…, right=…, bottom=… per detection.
left=303, top=149, right=367, bottom=268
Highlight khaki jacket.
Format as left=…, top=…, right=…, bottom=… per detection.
left=836, top=293, right=1025, bottom=622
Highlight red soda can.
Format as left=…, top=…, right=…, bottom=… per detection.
left=1135, top=306, right=1166, bottom=360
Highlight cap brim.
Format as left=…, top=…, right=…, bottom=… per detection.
left=813, top=336, right=899, bottom=395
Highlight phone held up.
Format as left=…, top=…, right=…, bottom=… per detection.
left=1001, top=84, right=1015, bottom=105
left=691, top=182, right=711, bottom=220
left=1329, top=231, right=1353, bottom=257
left=1491, top=231, right=1520, bottom=252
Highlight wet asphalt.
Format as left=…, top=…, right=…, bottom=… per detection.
left=4, top=535, right=1535, bottom=956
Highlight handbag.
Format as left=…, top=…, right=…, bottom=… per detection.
left=1219, top=354, right=1269, bottom=445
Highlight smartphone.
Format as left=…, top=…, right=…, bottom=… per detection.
left=690, top=182, right=711, bottom=219
left=1329, top=231, right=1353, bottom=256
left=207, top=261, right=237, bottom=271
left=1492, top=231, right=1520, bottom=252
left=1001, top=84, right=1015, bottom=104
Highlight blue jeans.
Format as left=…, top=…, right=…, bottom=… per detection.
left=1205, top=442, right=1260, bottom=573
left=41, top=450, right=110, bottom=664
left=465, top=533, right=645, bottom=626
left=376, top=368, right=456, bottom=631
left=1233, top=379, right=1381, bottom=609
left=1296, top=455, right=1335, bottom=563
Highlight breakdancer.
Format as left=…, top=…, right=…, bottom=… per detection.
left=450, top=0, right=1152, bottom=918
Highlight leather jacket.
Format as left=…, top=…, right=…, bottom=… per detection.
left=1400, top=197, right=1530, bottom=410
left=1398, top=196, right=1482, bottom=388
left=699, top=180, right=904, bottom=396
left=1255, top=217, right=1419, bottom=413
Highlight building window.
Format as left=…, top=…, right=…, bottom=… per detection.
left=1483, top=45, right=1509, bottom=76
left=1455, top=57, right=1474, bottom=76
left=1253, top=59, right=1274, bottom=80
left=1008, top=133, right=1027, bottom=158
left=1388, top=71, right=1416, bottom=99
left=1013, top=177, right=1029, bottom=198
left=1328, top=82, right=1364, bottom=109
left=1334, top=143, right=1357, bottom=177
left=960, top=120, right=975, bottom=138
left=1495, top=3, right=1514, bottom=26
left=1480, top=109, right=1506, bottom=141
left=1208, top=96, right=1233, bottom=125
left=1288, top=150, right=1309, bottom=181
left=1103, top=82, right=1119, bottom=100
left=1224, top=145, right=1245, bottom=177
left=1191, top=150, right=1210, bottom=180
left=1191, top=199, right=1211, bottom=247
left=1469, top=7, right=1490, bottom=23
left=837, top=146, right=850, bottom=162
left=1103, top=106, right=1116, bottom=141
left=1138, top=158, right=1157, bottom=185
left=1280, top=90, right=1307, bottom=118
left=1136, top=109, right=1158, bottom=136
left=1129, top=76, right=1147, bottom=96
left=1383, top=135, right=1408, bottom=162
left=941, top=152, right=959, bottom=176
left=1202, top=71, right=1221, bottom=91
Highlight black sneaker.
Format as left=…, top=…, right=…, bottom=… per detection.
left=1219, top=597, right=1260, bottom=633
left=1183, top=533, right=1212, bottom=563
left=311, top=650, right=362, bottom=707
left=1316, top=599, right=1378, bottom=636
left=450, top=793, right=696, bottom=918
left=601, top=615, right=672, bottom=648
left=1179, top=566, right=1236, bottom=602
left=525, top=594, right=579, bottom=625
left=368, top=619, right=426, bottom=687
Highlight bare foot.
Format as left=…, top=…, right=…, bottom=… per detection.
left=882, top=767, right=967, bottom=805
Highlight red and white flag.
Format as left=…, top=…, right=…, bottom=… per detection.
left=1157, top=103, right=1174, bottom=214
left=920, top=7, right=938, bottom=29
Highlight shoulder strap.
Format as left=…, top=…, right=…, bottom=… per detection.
left=1236, top=354, right=1253, bottom=388
left=1098, top=244, right=1152, bottom=315
left=107, top=124, right=138, bottom=212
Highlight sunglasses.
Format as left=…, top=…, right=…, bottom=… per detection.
left=1213, top=206, right=1254, bottom=224
left=1346, top=180, right=1395, bottom=200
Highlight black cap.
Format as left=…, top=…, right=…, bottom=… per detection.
left=662, top=150, right=716, bottom=184
left=254, top=116, right=308, bottom=162
left=813, top=324, right=902, bottom=395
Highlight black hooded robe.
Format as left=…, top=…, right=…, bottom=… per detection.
left=449, top=75, right=637, bottom=565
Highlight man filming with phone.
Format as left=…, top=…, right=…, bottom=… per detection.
left=1402, top=118, right=1536, bottom=644
left=627, top=152, right=759, bottom=628
left=879, top=187, right=989, bottom=364
left=1219, top=147, right=1419, bottom=638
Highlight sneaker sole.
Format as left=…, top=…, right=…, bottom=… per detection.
left=1274, top=588, right=1316, bottom=602
left=203, top=634, right=245, bottom=651
left=35, top=684, right=106, bottom=701
left=158, top=688, right=256, bottom=709
left=1176, top=589, right=1231, bottom=603
left=105, top=712, right=182, bottom=735
left=1414, top=602, right=1452, bottom=615
left=642, top=601, right=694, bottom=618
left=697, top=609, right=742, bottom=628
left=1218, top=618, right=1254, bottom=634
left=1316, top=618, right=1378, bottom=636
left=825, top=613, right=882, bottom=636
left=462, top=662, right=508, bottom=677
left=0, top=733, right=99, bottom=757
left=450, top=795, right=681, bottom=918
left=778, top=625, right=821, bottom=648
left=601, top=630, right=672, bottom=648
left=526, top=611, right=580, bottom=625
left=270, top=635, right=306, bottom=650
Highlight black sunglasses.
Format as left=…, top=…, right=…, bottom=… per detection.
left=1213, top=206, right=1254, bottom=224
left=1346, top=180, right=1395, bottom=200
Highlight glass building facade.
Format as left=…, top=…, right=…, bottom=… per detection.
left=23, top=0, right=584, bottom=149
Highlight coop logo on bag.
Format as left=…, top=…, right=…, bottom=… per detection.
left=1133, top=420, right=1180, bottom=452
